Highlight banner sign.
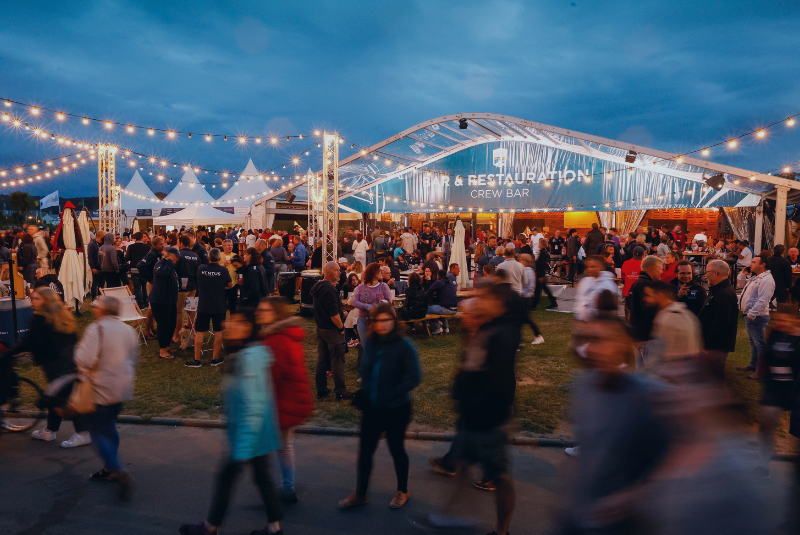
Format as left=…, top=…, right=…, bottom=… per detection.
left=136, top=209, right=153, bottom=217
left=339, top=141, right=760, bottom=213
left=159, top=208, right=183, bottom=216
left=40, top=190, right=59, bottom=209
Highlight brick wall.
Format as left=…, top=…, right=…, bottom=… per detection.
left=642, top=208, right=720, bottom=240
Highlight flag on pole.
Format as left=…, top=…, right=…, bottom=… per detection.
left=40, top=190, right=59, bottom=209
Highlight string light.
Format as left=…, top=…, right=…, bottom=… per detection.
left=789, top=118, right=796, bottom=126
left=728, top=139, right=736, bottom=148
left=757, top=129, right=765, bottom=137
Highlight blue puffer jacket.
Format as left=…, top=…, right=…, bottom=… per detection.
left=360, top=334, right=422, bottom=409
left=224, top=343, right=281, bottom=461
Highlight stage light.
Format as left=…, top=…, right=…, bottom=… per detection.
left=625, top=151, right=636, bottom=163
left=459, top=119, right=468, bottom=129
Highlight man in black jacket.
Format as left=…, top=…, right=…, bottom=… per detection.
left=175, top=235, right=200, bottom=345
left=311, top=261, right=353, bottom=402
left=125, top=232, right=151, bottom=308
left=627, top=255, right=663, bottom=370
left=148, top=247, right=180, bottom=359
left=671, top=260, right=706, bottom=316
left=87, top=230, right=105, bottom=299
left=137, top=236, right=164, bottom=338
left=532, top=238, right=558, bottom=310
left=767, top=244, right=792, bottom=303
left=583, top=223, right=605, bottom=263
left=565, top=228, right=580, bottom=282
left=698, top=259, right=738, bottom=380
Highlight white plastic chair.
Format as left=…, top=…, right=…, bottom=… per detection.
left=99, top=286, right=148, bottom=345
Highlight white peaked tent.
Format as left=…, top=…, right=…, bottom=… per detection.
left=120, top=170, right=161, bottom=210
left=163, top=168, right=216, bottom=205
left=218, top=159, right=269, bottom=207
left=153, top=204, right=245, bottom=227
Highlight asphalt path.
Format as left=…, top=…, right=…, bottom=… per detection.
left=0, top=421, right=794, bottom=534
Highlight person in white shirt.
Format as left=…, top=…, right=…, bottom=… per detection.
left=496, top=245, right=527, bottom=295
left=399, top=228, right=415, bottom=253
left=245, top=230, right=257, bottom=248
left=737, top=253, right=775, bottom=379
left=692, top=229, right=709, bottom=243
left=352, top=233, right=369, bottom=266
left=529, top=228, right=544, bottom=255
left=733, top=240, right=753, bottom=269
left=646, top=280, right=703, bottom=366
left=573, top=256, right=620, bottom=323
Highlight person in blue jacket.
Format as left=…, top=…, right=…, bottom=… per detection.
left=338, top=303, right=422, bottom=511
left=180, top=308, right=284, bottom=535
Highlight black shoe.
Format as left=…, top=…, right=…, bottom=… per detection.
left=89, top=468, right=117, bottom=482
left=546, top=302, right=558, bottom=310
left=335, top=392, right=355, bottom=402
left=184, top=360, right=202, bottom=368
left=210, top=359, right=224, bottom=367
left=317, top=389, right=331, bottom=400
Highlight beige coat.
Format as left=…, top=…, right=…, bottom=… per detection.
left=651, top=301, right=702, bottom=363
left=74, top=315, right=139, bottom=405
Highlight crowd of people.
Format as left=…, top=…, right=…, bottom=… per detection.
left=1, top=216, right=799, bottom=534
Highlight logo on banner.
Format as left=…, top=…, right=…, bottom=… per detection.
left=492, top=148, right=507, bottom=168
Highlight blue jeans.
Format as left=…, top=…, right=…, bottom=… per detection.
left=745, top=315, right=769, bottom=369
left=427, top=305, right=457, bottom=332
left=90, top=403, right=123, bottom=471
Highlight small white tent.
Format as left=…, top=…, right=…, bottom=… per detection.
left=217, top=159, right=271, bottom=208
left=163, top=168, right=216, bottom=205
left=120, top=170, right=162, bottom=210
left=152, top=204, right=245, bottom=227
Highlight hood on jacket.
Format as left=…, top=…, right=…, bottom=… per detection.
left=261, top=316, right=305, bottom=341
left=102, top=233, right=115, bottom=246
left=310, top=278, right=333, bottom=298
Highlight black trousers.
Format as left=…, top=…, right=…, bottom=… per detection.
left=91, top=272, right=104, bottom=299
left=131, top=274, right=146, bottom=307
left=357, top=402, right=412, bottom=496
left=47, top=408, right=90, bottom=433
left=532, top=278, right=557, bottom=309
left=151, top=303, right=177, bottom=349
left=316, top=328, right=347, bottom=396
left=103, top=272, right=121, bottom=288
left=207, top=455, right=284, bottom=527
left=225, top=286, right=238, bottom=315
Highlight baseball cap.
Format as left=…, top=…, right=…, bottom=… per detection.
left=633, top=246, right=645, bottom=259
left=166, top=246, right=180, bottom=256
left=338, top=257, right=348, bottom=263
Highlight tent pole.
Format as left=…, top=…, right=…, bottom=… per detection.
left=754, top=204, right=763, bottom=254
left=775, top=186, right=789, bottom=248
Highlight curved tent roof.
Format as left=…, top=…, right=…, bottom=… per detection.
left=217, top=158, right=273, bottom=207
left=253, top=113, right=795, bottom=214
left=163, top=168, right=216, bottom=206
left=152, top=204, right=244, bottom=227
left=120, top=170, right=162, bottom=210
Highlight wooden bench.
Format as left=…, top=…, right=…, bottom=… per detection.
left=400, top=313, right=460, bottom=336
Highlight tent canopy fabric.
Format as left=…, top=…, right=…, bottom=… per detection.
left=120, top=170, right=162, bottom=210
left=163, top=168, right=215, bottom=204
left=152, top=204, right=245, bottom=227
left=451, top=219, right=469, bottom=288
left=218, top=159, right=271, bottom=207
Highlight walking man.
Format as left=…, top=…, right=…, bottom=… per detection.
left=186, top=248, right=232, bottom=368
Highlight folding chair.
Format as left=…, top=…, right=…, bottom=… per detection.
left=99, top=286, right=148, bottom=345
left=179, top=297, right=199, bottom=350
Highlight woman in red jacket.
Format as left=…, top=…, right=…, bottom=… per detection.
left=257, top=296, right=313, bottom=503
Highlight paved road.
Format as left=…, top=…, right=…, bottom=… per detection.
left=0, top=421, right=794, bottom=534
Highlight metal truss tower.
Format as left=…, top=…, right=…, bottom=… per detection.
left=320, top=131, right=339, bottom=263
left=98, top=145, right=119, bottom=233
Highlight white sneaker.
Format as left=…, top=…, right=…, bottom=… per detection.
left=532, top=335, right=545, bottom=345
left=31, top=427, right=56, bottom=441
left=565, top=446, right=580, bottom=457
left=61, top=432, right=92, bottom=449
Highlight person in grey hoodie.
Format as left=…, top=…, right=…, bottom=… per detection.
left=98, top=232, right=120, bottom=288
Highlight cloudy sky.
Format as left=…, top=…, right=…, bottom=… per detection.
left=1, top=0, right=799, bottom=198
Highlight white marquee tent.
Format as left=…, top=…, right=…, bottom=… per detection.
left=152, top=204, right=245, bottom=227
left=120, top=170, right=161, bottom=210
left=163, top=168, right=216, bottom=205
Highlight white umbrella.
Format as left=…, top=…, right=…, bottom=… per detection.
left=452, top=219, right=469, bottom=288
left=57, top=208, right=83, bottom=310
left=77, top=209, right=92, bottom=299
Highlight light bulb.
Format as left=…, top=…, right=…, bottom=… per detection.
left=148, top=129, right=154, bottom=135
left=168, top=131, right=175, bottom=138
left=82, top=117, right=89, bottom=124
left=31, top=107, right=39, bottom=114
left=57, top=112, right=64, bottom=120
left=239, top=136, right=246, bottom=143
left=205, top=134, right=211, bottom=141
left=105, top=121, right=112, bottom=129
left=676, top=156, right=683, bottom=163
left=785, top=167, right=791, bottom=173
left=788, top=118, right=795, bottom=126
left=757, top=129, right=765, bottom=138
left=728, top=139, right=736, bottom=148
left=127, top=125, right=134, bottom=133
left=702, top=148, right=709, bottom=155
left=256, top=137, right=261, bottom=143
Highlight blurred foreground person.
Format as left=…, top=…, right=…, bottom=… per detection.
left=556, top=290, right=670, bottom=534
left=180, top=309, right=284, bottom=535
left=77, top=296, right=139, bottom=500
left=6, top=287, right=89, bottom=448
left=257, top=297, right=313, bottom=504
left=427, top=282, right=520, bottom=535
left=339, top=303, right=422, bottom=511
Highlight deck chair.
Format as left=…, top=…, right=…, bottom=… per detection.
left=179, top=297, right=199, bottom=350
left=99, top=286, right=148, bottom=345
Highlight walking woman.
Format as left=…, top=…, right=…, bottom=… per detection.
left=338, top=303, right=422, bottom=511
left=7, top=287, right=90, bottom=448
left=257, top=297, right=313, bottom=503
left=180, top=309, right=284, bottom=535
left=240, top=247, right=268, bottom=307
left=17, top=232, right=38, bottom=286
left=353, top=263, right=392, bottom=369
left=148, top=247, right=180, bottom=359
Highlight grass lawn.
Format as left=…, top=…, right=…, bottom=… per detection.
left=12, top=299, right=794, bottom=442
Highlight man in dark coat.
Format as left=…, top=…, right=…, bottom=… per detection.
left=767, top=244, right=792, bottom=303
left=627, top=255, right=662, bottom=370
left=583, top=223, right=605, bottom=263
left=565, top=228, right=580, bottom=282
left=698, top=259, right=739, bottom=380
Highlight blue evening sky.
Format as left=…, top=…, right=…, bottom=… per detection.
left=1, top=0, right=799, bottom=198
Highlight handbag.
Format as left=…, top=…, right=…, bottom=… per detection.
left=65, top=368, right=97, bottom=415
